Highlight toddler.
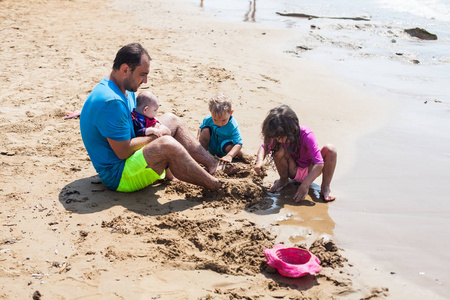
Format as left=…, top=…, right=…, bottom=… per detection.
left=198, top=93, right=247, bottom=163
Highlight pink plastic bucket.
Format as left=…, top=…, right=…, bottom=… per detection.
left=264, top=244, right=322, bottom=277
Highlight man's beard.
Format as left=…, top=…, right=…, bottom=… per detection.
left=123, top=74, right=138, bottom=92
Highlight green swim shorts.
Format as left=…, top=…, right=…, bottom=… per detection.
left=116, top=148, right=165, bottom=192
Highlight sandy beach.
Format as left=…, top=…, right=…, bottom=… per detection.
left=0, top=0, right=448, bottom=299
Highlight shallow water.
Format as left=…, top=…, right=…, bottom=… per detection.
left=332, top=99, right=450, bottom=298
left=184, top=0, right=450, bottom=103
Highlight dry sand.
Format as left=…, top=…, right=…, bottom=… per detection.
left=0, top=0, right=445, bottom=299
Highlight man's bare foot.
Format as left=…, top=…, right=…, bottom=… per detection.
left=321, top=185, right=336, bottom=201
left=212, top=178, right=223, bottom=191
left=269, top=178, right=289, bottom=192
left=208, top=160, right=218, bottom=175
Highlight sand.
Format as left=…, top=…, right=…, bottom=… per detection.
left=0, top=0, right=447, bottom=299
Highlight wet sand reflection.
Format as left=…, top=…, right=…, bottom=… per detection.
left=264, top=182, right=335, bottom=244
left=244, top=0, right=256, bottom=22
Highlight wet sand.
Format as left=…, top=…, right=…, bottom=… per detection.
left=0, top=0, right=448, bottom=299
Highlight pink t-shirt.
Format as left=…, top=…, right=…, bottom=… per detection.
left=264, top=126, right=324, bottom=168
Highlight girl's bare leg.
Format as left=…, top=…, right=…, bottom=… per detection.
left=270, top=147, right=297, bottom=192
left=320, top=144, right=337, bottom=201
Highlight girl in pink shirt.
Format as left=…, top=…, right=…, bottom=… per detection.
left=254, top=105, right=337, bottom=202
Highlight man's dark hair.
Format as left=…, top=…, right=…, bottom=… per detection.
left=112, top=43, right=151, bottom=72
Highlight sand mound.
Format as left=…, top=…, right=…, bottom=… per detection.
left=309, top=237, right=348, bottom=268
left=165, top=168, right=269, bottom=211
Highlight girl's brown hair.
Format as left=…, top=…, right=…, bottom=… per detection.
left=261, top=104, right=300, bottom=156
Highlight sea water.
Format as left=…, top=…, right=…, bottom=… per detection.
left=183, top=0, right=450, bottom=103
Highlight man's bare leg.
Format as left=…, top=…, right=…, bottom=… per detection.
left=142, top=136, right=220, bottom=190
left=320, top=144, right=337, bottom=201
left=158, top=113, right=219, bottom=173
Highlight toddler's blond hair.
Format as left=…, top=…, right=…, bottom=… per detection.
left=208, top=93, right=232, bottom=115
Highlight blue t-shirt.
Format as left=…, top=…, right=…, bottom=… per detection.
left=80, top=78, right=136, bottom=190
left=200, top=115, right=243, bottom=156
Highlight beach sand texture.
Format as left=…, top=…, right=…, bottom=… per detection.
left=0, top=0, right=448, bottom=299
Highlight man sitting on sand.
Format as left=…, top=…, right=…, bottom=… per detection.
left=80, top=43, right=233, bottom=192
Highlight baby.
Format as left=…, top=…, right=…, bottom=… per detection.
left=131, top=91, right=171, bottom=138
left=198, top=93, right=248, bottom=163
left=131, top=91, right=175, bottom=181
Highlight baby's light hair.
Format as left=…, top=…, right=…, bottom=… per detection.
left=208, top=93, right=232, bottom=115
left=136, top=91, right=158, bottom=113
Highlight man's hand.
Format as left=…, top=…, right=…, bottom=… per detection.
left=107, top=135, right=157, bottom=160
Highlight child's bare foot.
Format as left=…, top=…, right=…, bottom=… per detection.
left=269, top=178, right=289, bottom=192
left=320, top=185, right=336, bottom=201
left=165, top=168, right=179, bottom=182
left=166, top=177, right=180, bottom=183
left=64, top=110, right=81, bottom=119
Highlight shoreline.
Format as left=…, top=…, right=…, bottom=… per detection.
left=0, top=0, right=447, bottom=298
left=181, top=0, right=450, bottom=106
